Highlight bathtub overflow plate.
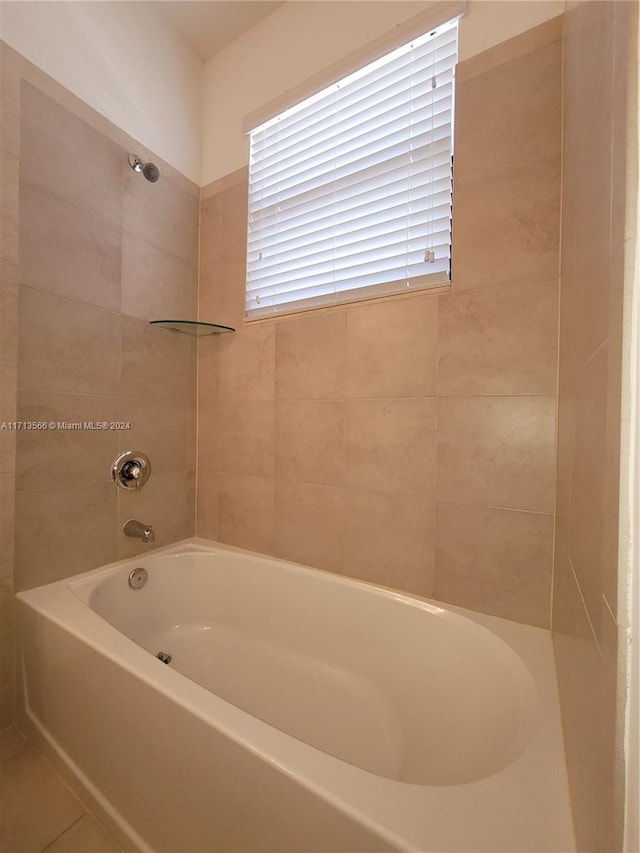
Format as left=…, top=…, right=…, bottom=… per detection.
left=128, top=567, right=148, bottom=590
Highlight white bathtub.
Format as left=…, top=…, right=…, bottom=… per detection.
left=16, top=539, right=575, bottom=852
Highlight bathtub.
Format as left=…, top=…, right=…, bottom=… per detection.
left=16, top=539, right=575, bottom=852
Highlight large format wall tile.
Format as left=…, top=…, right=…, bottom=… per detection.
left=0, top=275, right=18, bottom=370
left=437, top=280, right=558, bottom=396
left=0, top=579, right=14, bottom=729
left=344, top=295, right=438, bottom=398
left=342, top=490, right=435, bottom=597
left=19, top=185, right=121, bottom=311
left=552, top=548, right=601, bottom=853
left=602, top=258, right=625, bottom=618
left=0, top=89, right=20, bottom=158
left=437, top=396, right=557, bottom=514
left=452, top=170, right=560, bottom=293
left=434, top=502, right=554, bottom=627
left=196, top=468, right=219, bottom=542
left=14, top=483, right=117, bottom=591
left=121, top=232, right=196, bottom=321
left=117, top=396, right=191, bottom=476
left=18, top=288, right=121, bottom=396
left=554, top=388, right=574, bottom=558
left=20, top=83, right=123, bottom=226
left=199, top=257, right=247, bottom=331
left=568, top=344, right=608, bottom=642
left=120, top=315, right=194, bottom=404
left=452, top=31, right=561, bottom=295
left=598, top=601, right=621, bottom=852
left=0, top=42, right=23, bottom=102
left=275, top=400, right=344, bottom=487
left=16, top=390, right=119, bottom=491
left=345, top=398, right=436, bottom=497
left=0, top=473, right=14, bottom=580
left=198, top=401, right=219, bottom=472
left=198, top=344, right=220, bottom=404
left=217, top=473, right=275, bottom=555
left=219, top=180, right=249, bottom=261
left=274, top=481, right=344, bottom=573
left=186, top=404, right=197, bottom=473
left=218, top=400, right=275, bottom=478
left=454, top=38, right=562, bottom=186
left=123, top=167, right=198, bottom=264
left=0, top=367, right=16, bottom=472
left=565, top=163, right=612, bottom=385
left=275, top=311, right=346, bottom=400
left=199, top=194, right=223, bottom=281
left=0, top=150, right=19, bottom=264
left=217, top=322, right=275, bottom=401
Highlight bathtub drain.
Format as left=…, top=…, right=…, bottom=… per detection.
left=156, top=652, right=172, bottom=664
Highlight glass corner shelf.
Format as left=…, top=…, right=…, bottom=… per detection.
left=149, top=320, right=235, bottom=337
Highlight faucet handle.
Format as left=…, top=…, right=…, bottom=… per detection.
left=112, top=451, right=151, bottom=492
left=121, top=460, right=142, bottom=488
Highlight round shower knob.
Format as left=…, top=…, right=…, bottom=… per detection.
left=112, top=450, right=151, bottom=491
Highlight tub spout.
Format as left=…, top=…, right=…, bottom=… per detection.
left=123, top=519, right=155, bottom=543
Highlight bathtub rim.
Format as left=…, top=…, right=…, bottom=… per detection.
left=18, top=536, right=541, bottom=791
left=66, top=537, right=543, bottom=786
left=15, top=536, right=575, bottom=853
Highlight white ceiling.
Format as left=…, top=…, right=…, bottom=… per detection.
left=155, top=1, right=284, bottom=61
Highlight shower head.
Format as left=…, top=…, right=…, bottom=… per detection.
left=142, top=161, right=160, bottom=182
left=128, top=153, right=161, bottom=183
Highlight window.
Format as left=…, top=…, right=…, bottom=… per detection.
left=245, top=19, right=458, bottom=320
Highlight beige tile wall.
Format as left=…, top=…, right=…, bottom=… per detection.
left=196, top=18, right=563, bottom=628
left=0, top=43, right=20, bottom=732
left=552, top=2, right=635, bottom=850
left=0, top=41, right=199, bottom=725
left=13, top=77, right=198, bottom=591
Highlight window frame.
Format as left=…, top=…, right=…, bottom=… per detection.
left=243, top=3, right=465, bottom=321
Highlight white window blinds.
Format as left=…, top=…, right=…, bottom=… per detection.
left=246, top=19, right=458, bottom=320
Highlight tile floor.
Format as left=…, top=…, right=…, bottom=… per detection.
left=0, top=726, right=122, bottom=853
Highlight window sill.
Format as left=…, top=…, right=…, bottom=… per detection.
left=244, top=282, right=451, bottom=326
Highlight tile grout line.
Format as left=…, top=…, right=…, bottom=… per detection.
left=0, top=727, right=27, bottom=769
left=39, top=814, right=85, bottom=853
left=568, top=552, right=603, bottom=658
